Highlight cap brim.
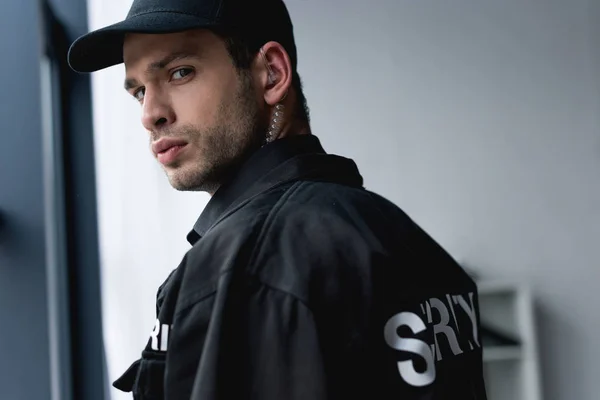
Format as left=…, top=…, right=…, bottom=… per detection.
left=68, top=12, right=215, bottom=73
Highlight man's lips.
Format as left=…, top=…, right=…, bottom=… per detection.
left=152, top=138, right=188, bottom=165
left=152, top=138, right=188, bottom=155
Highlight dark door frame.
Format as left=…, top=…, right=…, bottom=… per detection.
left=44, top=2, right=106, bottom=399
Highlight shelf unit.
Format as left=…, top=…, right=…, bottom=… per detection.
left=478, top=281, right=542, bottom=400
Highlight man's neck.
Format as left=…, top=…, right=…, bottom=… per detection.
left=278, top=120, right=312, bottom=140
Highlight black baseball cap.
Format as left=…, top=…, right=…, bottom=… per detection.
left=67, top=0, right=297, bottom=73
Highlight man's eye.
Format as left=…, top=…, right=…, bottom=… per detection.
left=133, top=88, right=145, bottom=101
left=171, top=68, right=193, bottom=80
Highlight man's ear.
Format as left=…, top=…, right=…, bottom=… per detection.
left=258, top=41, right=292, bottom=106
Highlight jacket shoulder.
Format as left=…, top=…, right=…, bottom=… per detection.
left=246, top=181, right=399, bottom=304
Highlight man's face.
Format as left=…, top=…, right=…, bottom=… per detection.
left=123, top=29, right=266, bottom=193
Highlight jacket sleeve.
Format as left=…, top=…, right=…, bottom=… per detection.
left=188, top=274, right=329, bottom=400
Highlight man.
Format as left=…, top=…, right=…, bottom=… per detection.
left=68, top=0, right=488, bottom=399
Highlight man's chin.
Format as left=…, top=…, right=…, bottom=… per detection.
left=167, top=176, right=203, bottom=192
left=165, top=169, right=219, bottom=193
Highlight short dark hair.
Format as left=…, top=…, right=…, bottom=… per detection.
left=214, top=30, right=311, bottom=124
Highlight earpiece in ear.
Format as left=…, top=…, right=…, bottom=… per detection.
left=261, top=47, right=277, bottom=85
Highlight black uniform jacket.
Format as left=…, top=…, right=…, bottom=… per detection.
left=114, top=135, right=488, bottom=400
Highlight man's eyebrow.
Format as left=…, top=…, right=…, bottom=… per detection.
left=123, top=50, right=201, bottom=91
left=124, top=77, right=140, bottom=91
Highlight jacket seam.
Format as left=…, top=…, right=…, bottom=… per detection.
left=246, top=275, right=314, bottom=312
left=173, top=272, right=312, bottom=318
left=245, top=181, right=313, bottom=309
left=173, top=285, right=218, bottom=317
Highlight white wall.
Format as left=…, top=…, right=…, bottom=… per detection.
left=89, top=1, right=600, bottom=399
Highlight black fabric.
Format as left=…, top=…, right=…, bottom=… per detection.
left=67, top=0, right=297, bottom=73
left=115, top=135, right=488, bottom=399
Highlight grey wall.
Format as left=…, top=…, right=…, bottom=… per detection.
left=285, top=0, right=600, bottom=399
left=0, top=1, right=51, bottom=399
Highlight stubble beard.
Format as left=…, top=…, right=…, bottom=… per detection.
left=166, top=71, right=266, bottom=193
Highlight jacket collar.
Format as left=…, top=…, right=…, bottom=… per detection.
left=187, top=134, right=363, bottom=245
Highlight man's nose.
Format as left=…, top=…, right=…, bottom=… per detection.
left=141, top=90, right=175, bottom=132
